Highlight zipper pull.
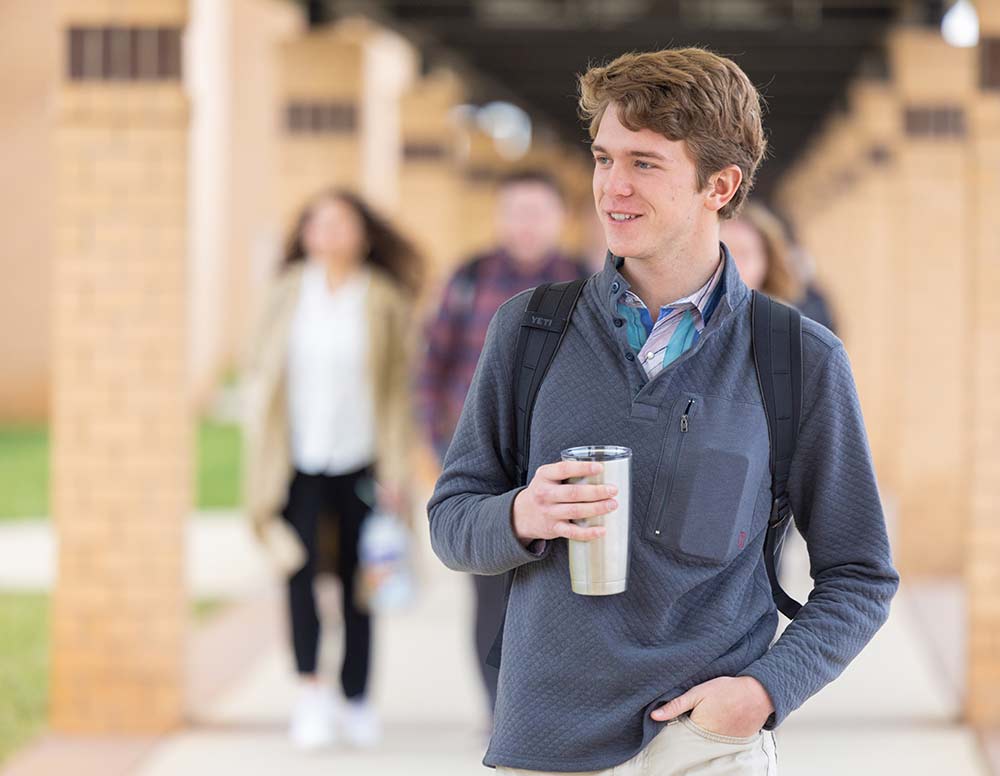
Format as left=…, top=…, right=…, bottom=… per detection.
left=680, top=399, right=695, bottom=432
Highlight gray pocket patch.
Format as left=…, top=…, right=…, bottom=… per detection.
left=674, top=449, right=750, bottom=561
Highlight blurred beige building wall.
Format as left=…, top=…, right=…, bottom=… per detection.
left=398, top=68, right=466, bottom=293
left=0, top=2, right=57, bottom=421
left=275, top=18, right=417, bottom=239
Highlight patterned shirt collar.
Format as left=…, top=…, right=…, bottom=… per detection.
left=596, top=241, right=747, bottom=323
left=618, top=252, right=725, bottom=323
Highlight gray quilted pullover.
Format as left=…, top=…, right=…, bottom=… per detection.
left=427, top=249, right=900, bottom=772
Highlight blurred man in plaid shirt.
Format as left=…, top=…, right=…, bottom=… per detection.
left=417, top=169, right=590, bottom=725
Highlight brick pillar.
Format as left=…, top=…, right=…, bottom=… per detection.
left=50, top=1, right=190, bottom=732
left=774, top=151, right=815, bottom=237
left=784, top=144, right=828, bottom=234
left=803, top=115, right=858, bottom=335
left=841, top=81, right=900, bottom=487
left=886, top=27, right=977, bottom=577
left=398, top=68, right=466, bottom=284
left=785, top=124, right=840, bottom=292
left=965, top=9, right=1000, bottom=727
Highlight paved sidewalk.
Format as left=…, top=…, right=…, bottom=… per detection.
left=139, top=525, right=992, bottom=776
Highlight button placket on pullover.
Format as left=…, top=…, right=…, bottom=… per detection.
left=605, top=274, right=735, bottom=409
left=607, top=276, right=650, bottom=394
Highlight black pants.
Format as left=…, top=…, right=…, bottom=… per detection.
left=473, top=572, right=507, bottom=716
left=282, top=466, right=373, bottom=699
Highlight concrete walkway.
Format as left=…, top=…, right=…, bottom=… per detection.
left=0, top=515, right=994, bottom=775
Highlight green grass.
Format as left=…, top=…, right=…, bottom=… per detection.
left=0, top=421, right=242, bottom=519
left=195, top=421, right=242, bottom=510
left=0, top=594, right=229, bottom=765
left=0, top=426, right=49, bottom=519
left=0, top=593, right=49, bottom=765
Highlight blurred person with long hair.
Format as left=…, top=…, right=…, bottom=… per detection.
left=720, top=202, right=836, bottom=332
left=244, top=188, right=422, bottom=750
left=775, top=209, right=838, bottom=335
left=416, top=168, right=590, bottom=733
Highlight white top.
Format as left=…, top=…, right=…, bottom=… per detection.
left=287, top=260, right=376, bottom=476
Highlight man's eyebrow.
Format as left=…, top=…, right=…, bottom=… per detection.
left=590, top=144, right=666, bottom=161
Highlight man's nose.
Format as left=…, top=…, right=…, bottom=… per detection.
left=602, top=166, right=633, bottom=199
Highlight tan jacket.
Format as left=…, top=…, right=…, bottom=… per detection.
left=243, top=262, right=415, bottom=573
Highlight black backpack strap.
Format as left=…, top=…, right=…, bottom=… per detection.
left=486, top=278, right=588, bottom=669
left=509, top=279, right=588, bottom=486
left=751, top=290, right=804, bottom=620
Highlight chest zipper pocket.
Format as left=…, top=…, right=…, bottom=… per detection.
left=651, top=399, right=697, bottom=539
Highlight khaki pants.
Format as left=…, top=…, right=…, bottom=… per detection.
left=496, top=713, right=777, bottom=776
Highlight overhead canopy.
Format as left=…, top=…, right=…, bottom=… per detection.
left=317, top=0, right=946, bottom=201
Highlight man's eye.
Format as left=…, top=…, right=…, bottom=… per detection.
left=594, top=156, right=610, bottom=165
left=636, top=161, right=653, bottom=170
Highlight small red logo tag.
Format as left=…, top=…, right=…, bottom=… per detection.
left=738, top=531, right=747, bottom=549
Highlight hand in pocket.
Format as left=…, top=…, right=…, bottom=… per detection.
left=650, top=676, right=773, bottom=738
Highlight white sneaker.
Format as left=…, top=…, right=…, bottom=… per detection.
left=341, top=697, right=381, bottom=748
left=289, top=683, right=337, bottom=751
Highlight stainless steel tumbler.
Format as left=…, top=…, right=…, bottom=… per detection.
left=560, top=445, right=632, bottom=595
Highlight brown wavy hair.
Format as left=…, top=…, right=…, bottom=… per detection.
left=737, top=202, right=805, bottom=303
left=578, top=48, right=767, bottom=219
left=283, top=188, right=424, bottom=295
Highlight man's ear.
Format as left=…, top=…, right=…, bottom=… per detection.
left=705, top=165, right=742, bottom=214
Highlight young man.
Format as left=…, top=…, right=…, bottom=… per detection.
left=427, top=48, right=899, bottom=775
left=417, top=169, right=590, bottom=725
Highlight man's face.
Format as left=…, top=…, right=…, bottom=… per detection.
left=592, top=103, right=707, bottom=261
left=495, top=182, right=565, bottom=266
